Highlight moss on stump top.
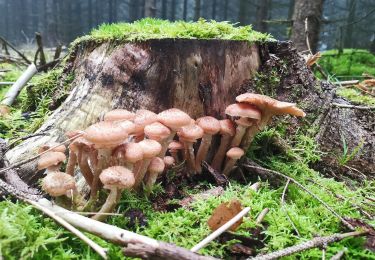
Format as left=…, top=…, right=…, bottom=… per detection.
left=73, top=18, right=273, bottom=47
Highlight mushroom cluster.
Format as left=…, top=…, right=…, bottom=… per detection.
left=38, top=93, right=305, bottom=220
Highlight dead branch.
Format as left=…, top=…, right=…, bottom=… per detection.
left=34, top=32, right=46, bottom=67
left=248, top=230, right=367, bottom=260
left=281, top=179, right=301, bottom=237
left=330, top=248, right=347, bottom=260
left=255, top=208, right=269, bottom=225
left=0, top=82, right=15, bottom=86
left=334, top=80, right=359, bottom=86
left=243, top=163, right=355, bottom=230
left=331, top=103, right=375, bottom=110
left=0, top=36, right=31, bottom=64
left=54, top=44, right=62, bottom=60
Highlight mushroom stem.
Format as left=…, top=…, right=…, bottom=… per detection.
left=195, top=134, right=212, bottom=173
left=230, top=125, right=247, bottom=147
left=211, top=135, right=232, bottom=170
left=170, top=151, right=180, bottom=163
left=144, top=171, right=158, bottom=195
left=159, top=131, right=176, bottom=158
left=133, top=158, right=152, bottom=189
left=66, top=150, right=77, bottom=176
left=222, top=158, right=239, bottom=176
left=240, top=125, right=259, bottom=150
left=77, top=150, right=93, bottom=188
left=183, top=142, right=196, bottom=171
left=90, top=148, right=111, bottom=200
left=92, top=187, right=120, bottom=221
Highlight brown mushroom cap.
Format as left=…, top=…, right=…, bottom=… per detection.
left=65, top=130, right=84, bottom=139
left=235, top=117, right=255, bottom=127
left=69, top=137, right=94, bottom=153
left=196, top=116, right=221, bottom=135
left=133, top=109, right=158, bottom=133
left=99, top=166, right=135, bottom=189
left=84, top=121, right=128, bottom=148
left=177, top=124, right=204, bottom=143
left=123, top=142, right=144, bottom=163
left=104, top=109, right=135, bottom=122
left=144, top=122, right=171, bottom=141
left=157, top=108, right=192, bottom=131
left=38, top=142, right=66, bottom=154
left=226, top=147, right=245, bottom=160
left=118, top=120, right=136, bottom=134
left=139, top=139, right=162, bottom=159
left=148, top=157, right=165, bottom=174
left=219, top=119, right=236, bottom=136
left=225, top=103, right=261, bottom=120
left=38, top=151, right=67, bottom=170
left=42, top=171, right=75, bottom=196
left=236, top=93, right=306, bottom=117
left=168, top=141, right=184, bottom=151
left=163, top=156, right=175, bottom=167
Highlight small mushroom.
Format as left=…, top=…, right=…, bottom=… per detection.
left=103, top=109, right=135, bottom=122
left=168, top=141, right=184, bottom=163
left=144, top=122, right=171, bottom=157
left=38, top=142, right=66, bottom=154
left=211, top=119, right=236, bottom=170
left=235, top=93, right=306, bottom=149
left=163, top=156, right=175, bottom=169
left=93, top=166, right=135, bottom=221
left=222, top=147, right=244, bottom=176
left=41, top=171, right=76, bottom=197
left=133, top=109, right=158, bottom=142
left=144, top=157, right=165, bottom=194
left=38, top=151, right=66, bottom=172
left=157, top=108, right=192, bottom=156
left=195, top=116, right=221, bottom=173
left=177, top=124, right=204, bottom=172
left=225, top=103, right=261, bottom=147
left=112, top=142, right=144, bottom=171
left=134, top=139, right=162, bottom=189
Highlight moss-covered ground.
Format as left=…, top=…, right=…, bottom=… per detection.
left=1, top=21, right=374, bottom=259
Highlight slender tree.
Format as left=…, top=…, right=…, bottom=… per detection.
left=238, top=0, right=249, bottom=25
left=290, top=0, right=324, bottom=52
left=170, top=0, right=176, bottom=20
left=255, top=0, right=269, bottom=32
left=344, top=0, right=356, bottom=48
left=183, top=0, right=188, bottom=20
left=194, top=0, right=201, bottom=21
left=212, top=0, right=217, bottom=19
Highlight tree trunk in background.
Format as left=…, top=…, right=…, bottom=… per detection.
left=145, top=0, right=156, bottom=17
left=171, top=0, right=176, bottom=20
left=88, top=0, right=93, bottom=29
left=129, top=0, right=138, bottom=22
left=344, top=0, right=356, bottom=48
left=109, top=0, right=114, bottom=23
left=255, top=0, right=269, bottom=32
left=161, top=0, right=167, bottom=19
left=287, top=0, right=295, bottom=38
left=238, top=0, right=248, bottom=25
left=183, top=0, right=188, bottom=20
left=212, top=0, right=216, bottom=19
left=194, top=0, right=201, bottom=20
left=290, top=0, right=324, bottom=53
left=223, top=0, right=228, bottom=20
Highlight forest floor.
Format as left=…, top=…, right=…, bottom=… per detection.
left=1, top=36, right=375, bottom=259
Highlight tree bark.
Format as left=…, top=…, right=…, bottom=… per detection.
left=144, top=0, right=156, bottom=17
left=344, top=0, right=356, bottom=48
left=290, top=0, right=324, bottom=52
left=255, top=0, right=269, bottom=32
left=194, top=0, right=201, bottom=21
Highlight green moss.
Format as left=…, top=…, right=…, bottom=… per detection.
left=316, top=49, right=375, bottom=79
left=336, top=88, right=375, bottom=106
left=72, top=18, right=273, bottom=48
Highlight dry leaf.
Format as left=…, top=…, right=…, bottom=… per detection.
left=0, top=105, right=10, bottom=116
left=363, top=79, right=375, bottom=87
left=305, top=52, right=321, bottom=67
left=207, top=199, right=243, bottom=231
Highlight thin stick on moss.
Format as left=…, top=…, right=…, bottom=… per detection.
left=248, top=230, right=368, bottom=260
left=26, top=199, right=108, bottom=259
left=243, top=164, right=355, bottom=231
left=255, top=208, right=269, bottom=225
left=0, top=134, right=83, bottom=175
left=331, top=103, right=375, bottom=110
left=190, top=207, right=251, bottom=253
left=281, top=179, right=300, bottom=237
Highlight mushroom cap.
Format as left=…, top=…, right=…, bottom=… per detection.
left=144, top=122, right=171, bottom=141
left=168, top=141, right=184, bottom=151
left=163, top=156, right=175, bottom=167
left=38, top=142, right=66, bottom=154
left=133, top=109, right=158, bottom=134
left=99, top=166, right=135, bottom=189
left=65, top=130, right=84, bottom=139
left=196, top=116, right=221, bottom=135
left=104, top=109, right=135, bottom=122
left=226, top=147, right=245, bottom=160
left=177, top=124, right=204, bottom=143
left=124, top=143, right=144, bottom=163
left=118, top=120, right=136, bottom=134
left=38, top=152, right=66, bottom=170
left=236, top=93, right=306, bottom=117
left=225, top=103, right=261, bottom=120
left=84, top=121, right=128, bottom=148
left=148, top=157, right=165, bottom=174
left=69, top=137, right=94, bottom=153
left=138, top=139, right=162, bottom=159
left=42, top=171, right=75, bottom=196
left=219, top=119, right=236, bottom=136
left=235, top=117, right=255, bottom=127
left=157, top=108, right=192, bottom=131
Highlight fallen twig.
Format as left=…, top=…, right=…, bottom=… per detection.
left=26, top=199, right=108, bottom=259
left=255, top=208, right=269, bottom=225
left=248, top=231, right=367, bottom=260
left=0, top=36, right=31, bottom=64
left=330, top=248, right=347, bottom=260
left=331, top=103, right=375, bottom=110
left=0, top=134, right=82, bottom=175
left=0, top=82, right=15, bottom=85
left=281, top=179, right=301, bottom=237
left=333, top=80, right=359, bottom=86
left=243, top=163, right=355, bottom=230
left=190, top=207, right=251, bottom=252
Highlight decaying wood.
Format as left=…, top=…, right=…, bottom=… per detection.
left=248, top=230, right=368, bottom=260
left=36, top=199, right=217, bottom=260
